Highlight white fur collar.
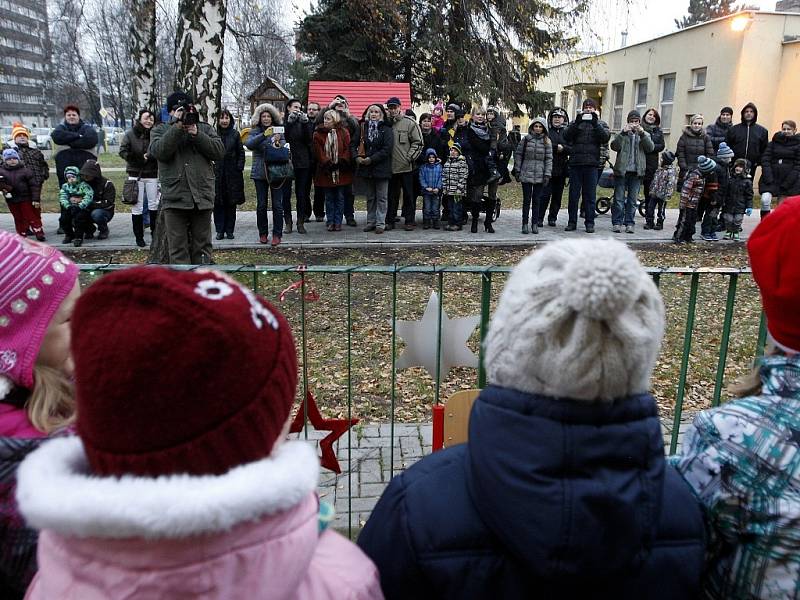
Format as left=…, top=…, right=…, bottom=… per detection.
left=16, top=437, right=319, bottom=539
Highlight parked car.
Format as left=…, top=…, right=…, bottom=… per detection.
left=32, top=127, right=51, bottom=149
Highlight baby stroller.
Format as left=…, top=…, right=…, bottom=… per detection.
left=594, top=159, right=646, bottom=217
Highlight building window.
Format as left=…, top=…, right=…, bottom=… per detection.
left=560, top=91, right=569, bottom=109
left=634, top=79, right=648, bottom=114
left=690, top=67, right=707, bottom=90
left=659, top=74, right=676, bottom=131
left=612, top=83, right=625, bottom=130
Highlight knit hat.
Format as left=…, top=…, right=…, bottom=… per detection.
left=627, top=110, right=641, bottom=122
left=716, top=142, right=734, bottom=160
left=71, top=267, right=298, bottom=477
left=426, top=148, right=438, bottom=158
left=582, top=98, right=597, bottom=110
left=747, top=196, right=800, bottom=353
left=661, top=150, right=676, bottom=165
left=484, top=239, right=664, bottom=402
left=0, top=232, right=78, bottom=394
left=2, top=149, right=19, bottom=161
left=446, top=103, right=459, bottom=113
left=166, top=91, right=192, bottom=111
left=11, top=124, right=28, bottom=141
left=63, top=166, right=80, bottom=179
left=451, top=142, right=462, bottom=155
left=697, top=155, right=716, bottom=173
left=720, top=106, right=734, bottom=116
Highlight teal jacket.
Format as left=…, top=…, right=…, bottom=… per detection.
left=148, top=120, right=225, bottom=210
left=58, top=180, right=94, bottom=209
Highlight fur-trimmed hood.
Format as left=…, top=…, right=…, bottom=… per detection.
left=17, top=436, right=318, bottom=539
left=250, top=103, right=283, bottom=128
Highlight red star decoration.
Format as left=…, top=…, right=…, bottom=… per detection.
left=289, top=390, right=359, bottom=474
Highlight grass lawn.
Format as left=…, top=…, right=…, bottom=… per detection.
left=66, top=243, right=759, bottom=425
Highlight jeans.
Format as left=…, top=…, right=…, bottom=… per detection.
left=163, top=206, right=213, bottom=264
left=213, top=203, right=237, bottom=234
left=325, top=186, right=346, bottom=225
left=723, top=212, right=744, bottom=233
left=422, top=192, right=441, bottom=221
left=91, top=208, right=113, bottom=232
left=699, top=200, right=721, bottom=235
left=567, top=165, right=598, bottom=226
left=538, top=174, right=567, bottom=224
left=612, top=172, right=641, bottom=226
left=444, top=195, right=463, bottom=225
left=255, top=179, right=291, bottom=236
left=388, top=172, right=415, bottom=224
left=521, top=182, right=545, bottom=225
left=364, top=178, right=389, bottom=228
left=294, top=167, right=311, bottom=221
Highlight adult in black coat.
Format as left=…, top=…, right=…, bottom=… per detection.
left=725, top=102, right=769, bottom=172
left=538, top=107, right=571, bottom=226
left=358, top=240, right=705, bottom=600
left=641, top=108, right=666, bottom=201
left=706, top=107, right=734, bottom=152
left=285, top=98, right=314, bottom=230
left=355, top=104, right=394, bottom=232
left=78, top=159, right=116, bottom=240
left=463, top=108, right=495, bottom=233
left=758, top=120, right=800, bottom=215
left=50, top=105, right=98, bottom=186
left=213, top=109, right=245, bottom=239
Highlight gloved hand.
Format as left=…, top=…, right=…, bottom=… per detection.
left=745, top=208, right=752, bottom=216
left=542, top=176, right=550, bottom=187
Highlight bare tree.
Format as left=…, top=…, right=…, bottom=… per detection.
left=128, top=0, right=158, bottom=113
left=174, top=0, right=227, bottom=120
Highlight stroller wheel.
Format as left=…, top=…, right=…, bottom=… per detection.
left=595, top=197, right=611, bottom=215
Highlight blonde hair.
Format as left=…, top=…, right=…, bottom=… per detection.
left=472, top=107, right=487, bottom=116
left=323, top=110, right=341, bottom=126
left=26, top=365, right=76, bottom=434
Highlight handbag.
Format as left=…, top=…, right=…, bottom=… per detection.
left=121, top=170, right=142, bottom=205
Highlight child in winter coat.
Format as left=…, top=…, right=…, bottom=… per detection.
left=58, top=165, right=94, bottom=247
left=442, top=143, right=469, bottom=231
left=700, top=142, right=735, bottom=239
left=431, top=101, right=445, bottom=133
left=419, top=148, right=443, bottom=229
left=644, top=150, right=678, bottom=230
left=0, top=232, right=79, bottom=599
left=674, top=155, right=716, bottom=243
left=672, top=197, right=800, bottom=598
left=0, top=149, right=45, bottom=240
left=5, top=124, right=48, bottom=231
left=16, top=267, right=383, bottom=600
left=512, top=118, right=552, bottom=234
left=722, top=158, right=753, bottom=240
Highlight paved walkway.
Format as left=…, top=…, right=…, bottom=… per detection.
left=295, top=415, right=695, bottom=530
left=3, top=209, right=757, bottom=251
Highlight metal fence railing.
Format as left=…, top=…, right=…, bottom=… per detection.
left=77, top=264, right=765, bottom=530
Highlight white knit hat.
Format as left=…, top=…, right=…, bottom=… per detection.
left=484, top=239, right=665, bottom=402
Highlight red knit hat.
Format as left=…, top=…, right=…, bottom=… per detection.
left=747, top=195, right=800, bottom=353
left=71, top=267, right=298, bottom=477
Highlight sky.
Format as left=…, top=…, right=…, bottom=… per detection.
left=284, top=0, right=779, bottom=52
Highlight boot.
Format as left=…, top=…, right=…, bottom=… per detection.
left=432, top=219, right=440, bottom=230
left=644, top=220, right=654, bottom=230
left=760, top=209, right=771, bottom=220
left=470, top=216, right=478, bottom=233
left=297, top=220, right=306, bottom=234
left=149, top=210, right=158, bottom=234
left=531, top=223, right=538, bottom=234
left=72, top=234, right=83, bottom=247
left=654, top=219, right=664, bottom=231
left=132, top=214, right=146, bottom=248
left=484, top=219, right=495, bottom=233
left=423, top=219, right=430, bottom=230
left=284, top=217, right=293, bottom=234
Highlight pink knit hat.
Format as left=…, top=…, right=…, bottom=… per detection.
left=0, top=232, right=78, bottom=392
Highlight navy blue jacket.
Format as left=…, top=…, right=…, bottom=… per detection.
left=358, top=386, right=705, bottom=600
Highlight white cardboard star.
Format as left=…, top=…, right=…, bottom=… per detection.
left=395, top=291, right=481, bottom=380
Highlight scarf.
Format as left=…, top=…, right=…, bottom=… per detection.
left=325, top=127, right=340, bottom=185
left=367, top=120, right=379, bottom=143
left=470, top=122, right=490, bottom=140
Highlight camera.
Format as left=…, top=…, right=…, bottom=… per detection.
left=181, top=104, right=199, bottom=126
left=582, top=112, right=593, bottom=121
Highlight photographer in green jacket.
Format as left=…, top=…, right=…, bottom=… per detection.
left=149, top=91, right=225, bottom=264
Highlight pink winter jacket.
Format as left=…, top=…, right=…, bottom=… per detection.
left=16, top=437, right=383, bottom=600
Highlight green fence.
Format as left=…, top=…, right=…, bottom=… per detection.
left=77, top=263, right=765, bottom=531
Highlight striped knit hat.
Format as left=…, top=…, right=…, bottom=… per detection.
left=697, top=155, right=716, bottom=173
left=11, top=123, right=29, bottom=141
left=716, top=142, right=734, bottom=161
left=0, top=232, right=78, bottom=393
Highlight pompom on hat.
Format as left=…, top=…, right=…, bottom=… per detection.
left=483, top=239, right=665, bottom=402
left=0, top=232, right=78, bottom=394
left=747, top=195, right=800, bottom=353
left=697, top=155, right=717, bottom=173
left=70, top=267, right=299, bottom=478
left=716, top=142, right=735, bottom=161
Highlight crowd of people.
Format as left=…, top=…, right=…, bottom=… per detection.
left=0, top=195, right=799, bottom=598
left=1, top=95, right=799, bottom=262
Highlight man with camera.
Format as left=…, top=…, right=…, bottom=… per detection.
left=610, top=110, right=654, bottom=233
left=149, top=91, right=225, bottom=264
left=563, top=98, right=610, bottom=233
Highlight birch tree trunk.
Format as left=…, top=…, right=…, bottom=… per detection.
left=128, top=0, right=158, bottom=113
left=174, top=0, right=227, bottom=121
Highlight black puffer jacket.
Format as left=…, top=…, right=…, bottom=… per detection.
left=547, top=108, right=571, bottom=177
left=214, top=123, right=245, bottom=206
left=0, top=162, right=38, bottom=204
left=677, top=127, right=714, bottom=172
left=724, top=172, right=753, bottom=214
left=758, top=132, right=800, bottom=197
left=725, top=103, right=769, bottom=167
left=416, top=129, right=448, bottom=168
left=50, top=120, right=98, bottom=185
left=80, top=160, right=115, bottom=216
left=464, top=123, right=492, bottom=186
left=706, top=117, right=732, bottom=152
left=119, top=123, right=158, bottom=179
left=285, top=111, right=313, bottom=169
left=643, top=118, right=665, bottom=179
left=562, top=113, right=610, bottom=167
left=355, top=120, right=394, bottom=180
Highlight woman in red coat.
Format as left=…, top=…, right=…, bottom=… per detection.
left=313, top=110, right=352, bottom=231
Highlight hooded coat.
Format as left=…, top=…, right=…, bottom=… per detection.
left=676, top=126, right=714, bottom=173
left=80, top=160, right=116, bottom=216
left=758, top=132, right=800, bottom=197
left=245, top=103, right=284, bottom=181
left=546, top=108, right=571, bottom=177
left=17, top=438, right=383, bottom=600
left=724, top=103, right=769, bottom=167
left=50, top=119, right=98, bottom=186
left=215, top=122, right=246, bottom=206
left=358, top=385, right=705, bottom=600
left=0, top=162, right=39, bottom=204
left=513, top=118, right=553, bottom=184
left=418, top=149, right=443, bottom=190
